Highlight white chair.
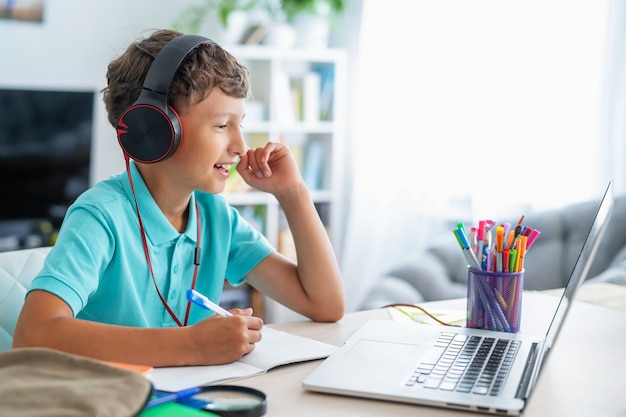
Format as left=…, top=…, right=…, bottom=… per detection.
left=0, top=246, right=52, bottom=351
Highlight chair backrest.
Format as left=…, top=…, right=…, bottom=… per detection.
left=0, top=247, right=52, bottom=351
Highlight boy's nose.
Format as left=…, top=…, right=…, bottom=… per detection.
left=230, top=129, right=247, bottom=156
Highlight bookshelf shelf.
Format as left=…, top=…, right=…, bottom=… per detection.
left=223, top=45, right=347, bottom=323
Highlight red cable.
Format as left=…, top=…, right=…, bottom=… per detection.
left=125, top=155, right=200, bottom=327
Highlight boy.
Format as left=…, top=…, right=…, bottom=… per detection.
left=13, top=29, right=345, bottom=367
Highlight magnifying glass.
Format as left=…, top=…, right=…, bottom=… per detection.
left=173, top=385, right=267, bottom=417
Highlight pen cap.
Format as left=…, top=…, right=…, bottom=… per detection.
left=495, top=226, right=504, bottom=251
left=517, top=236, right=527, bottom=257
left=477, top=220, right=486, bottom=240
left=526, top=229, right=541, bottom=250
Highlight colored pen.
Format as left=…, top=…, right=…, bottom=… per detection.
left=146, top=387, right=201, bottom=408
left=470, top=226, right=477, bottom=253
left=495, top=226, right=504, bottom=272
left=477, top=220, right=486, bottom=270
left=526, top=228, right=541, bottom=250
left=509, top=248, right=517, bottom=272
left=517, top=235, right=527, bottom=272
left=187, top=289, right=233, bottom=317
left=503, top=248, right=510, bottom=273
left=453, top=229, right=482, bottom=270
left=506, top=229, right=515, bottom=250
left=502, top=222, right=511, bottom=241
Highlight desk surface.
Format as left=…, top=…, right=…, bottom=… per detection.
left=239, top=288, right=626, bottom=417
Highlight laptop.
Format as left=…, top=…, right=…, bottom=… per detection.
left=303, top=182, right=614, bottom=415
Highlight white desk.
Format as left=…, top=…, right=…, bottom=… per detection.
left=239, top=288, right=626, bottom=417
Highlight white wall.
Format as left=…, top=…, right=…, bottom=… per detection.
left=0, top=0, right=199, bottom=183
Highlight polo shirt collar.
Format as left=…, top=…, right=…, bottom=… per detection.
left=123, top=161, right=199, bottom=246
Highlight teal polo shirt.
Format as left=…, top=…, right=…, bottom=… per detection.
left=29, top=162, right=274, bottom=327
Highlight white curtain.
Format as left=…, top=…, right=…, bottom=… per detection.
left=603, top=0, right=626, bottom=190
left=338, top=0, right=613, bottom=312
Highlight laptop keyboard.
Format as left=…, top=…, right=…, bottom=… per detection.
left=406, top=332, right=520, bottom=396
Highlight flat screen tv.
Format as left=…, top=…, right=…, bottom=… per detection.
left=0, top=87, right=94, bottom=244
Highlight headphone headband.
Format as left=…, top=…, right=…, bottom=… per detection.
left=142, top=34, right=213, bottom=95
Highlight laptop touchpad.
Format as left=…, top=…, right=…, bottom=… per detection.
left=344, top=340, right=417, bottom=365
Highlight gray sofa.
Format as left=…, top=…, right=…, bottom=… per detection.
left=360, top=194, right=626, bottom=310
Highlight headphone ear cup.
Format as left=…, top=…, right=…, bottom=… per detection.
left=115, top=34, right=211, bottom=163
left=117, top=103, right=182, bottom=163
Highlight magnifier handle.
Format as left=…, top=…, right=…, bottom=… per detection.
left=146, top=387, right=201, bottom=408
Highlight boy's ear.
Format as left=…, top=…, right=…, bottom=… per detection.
left=116, top=34, right=214, bottom=163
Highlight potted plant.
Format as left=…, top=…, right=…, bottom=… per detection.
left=172, top=0, right=266, bottom=44
left=280, top=0, right=345, bottom=22
left=172, top=0, right=345, bottom=47
left=277, top=0, right=345, bottom=48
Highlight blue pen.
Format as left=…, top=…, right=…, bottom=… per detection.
left=146, top=387, right=201, bottom=408
left=187, top=289, right=233, bottom=317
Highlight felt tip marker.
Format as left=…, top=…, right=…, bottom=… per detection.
left=187, top=289, right=233, bottom=317
left=453, top=229, right=481, bottom=270
left=476, top=220, right=486, bottom=269
left=526, top=228, right=541, bottom=250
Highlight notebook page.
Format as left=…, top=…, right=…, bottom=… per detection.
left=152, top=327, right=337, bottom=391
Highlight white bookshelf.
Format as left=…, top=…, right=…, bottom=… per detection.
left=223, top=45, right=347, bottom=323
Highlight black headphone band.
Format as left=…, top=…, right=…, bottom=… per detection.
left=142, top=34, right=214, bottom=95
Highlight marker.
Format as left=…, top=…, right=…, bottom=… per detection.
left=526, top=228, right=541, bottom=250
left=495, top=226, right=504, bottom=272
left=509, top=248, right=517, bottom=272
left=494, top=288, right=508, bottom=309
left=503, top=248, right=510, bottom=273
left=502, top=222, right=511, bottom=241
left=453, top=228, right=482, bottom=270
left=517, top=235, right=528, bottom=272
left=146, top=387, right=201, bottom=408
left=505, top=229, right=515, bottom=250
left=187, top=289, right=233, bottom=317
left=477, top=220, right=486, bottom=270
left=470, top=227, right=477, bottom=251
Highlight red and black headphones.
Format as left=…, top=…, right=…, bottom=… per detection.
left=116, top=34, right=214, bottom=163
left=116, top=34, right=214, bottom=326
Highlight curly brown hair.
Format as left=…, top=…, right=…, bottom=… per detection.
left=102, top=29, right=250, bottom=128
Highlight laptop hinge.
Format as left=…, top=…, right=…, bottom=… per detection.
left=515, top=342, right=541, bottom=399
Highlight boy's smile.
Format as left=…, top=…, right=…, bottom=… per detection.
left=213, top=162, right=234, bottom=179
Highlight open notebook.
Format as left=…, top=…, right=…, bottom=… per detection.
left=303, top=181, right=614, bottom=415
left=152, top=327, right=337, bottom=391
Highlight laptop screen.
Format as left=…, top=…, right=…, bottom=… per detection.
left=543, top=182, right=614, bottom=350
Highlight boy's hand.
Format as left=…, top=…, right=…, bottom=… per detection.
left=236, top=142, right=305, bottom=196
left=189, top=309, right=263, bottom=364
